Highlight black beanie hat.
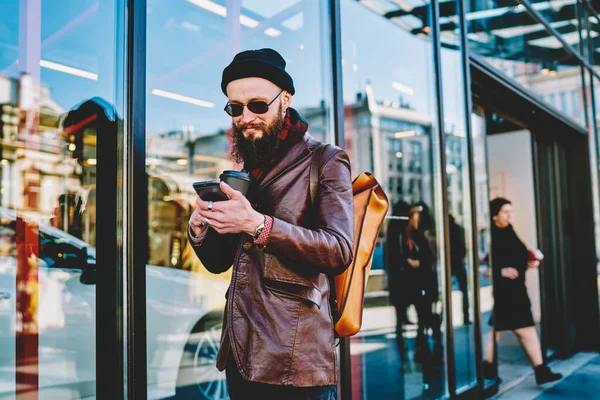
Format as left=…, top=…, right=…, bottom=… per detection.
left=221, top=48, right=295, bottom=95
left=490, top=197, right=511, bottom=217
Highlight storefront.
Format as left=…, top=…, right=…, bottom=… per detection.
left=0, top=0, right=599, bottom=399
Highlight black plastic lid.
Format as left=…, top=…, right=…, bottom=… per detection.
left=220, top=170, right=251, bottom=182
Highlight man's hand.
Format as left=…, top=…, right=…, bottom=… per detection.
left=195, top=181, right=264, bottom=236
left=189, top=202, right=209, bottom=238
left=501, top=267, right=519, bottom=280
left=527, top=260, right=540, bottom=269
left=407, top=258, right=420, bottom=268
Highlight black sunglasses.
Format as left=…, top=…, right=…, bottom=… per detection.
left=224, top=90, right=283, bottom=117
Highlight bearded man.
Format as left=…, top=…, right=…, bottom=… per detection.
left=187, top=48, right=354, bottom=399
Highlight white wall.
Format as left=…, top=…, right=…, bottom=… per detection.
left=487, top=130, right=542, bottom=322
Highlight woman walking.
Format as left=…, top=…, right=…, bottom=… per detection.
left=483, top=197, right=562, bottom=385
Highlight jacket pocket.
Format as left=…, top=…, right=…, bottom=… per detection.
left=262, top=253, right=322, bottom=308
left=263, top=278, right=321, bottom=308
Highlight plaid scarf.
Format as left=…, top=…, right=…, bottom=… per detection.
left=247, top=107, right=308, bottom=182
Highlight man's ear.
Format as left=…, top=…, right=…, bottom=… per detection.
left=282, top=91, right=292, bottom=109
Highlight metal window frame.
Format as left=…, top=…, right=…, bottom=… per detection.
left=97, top=0, right=149, bottom=397
left=457, top=0, right=485, bottom=396
left=125, top=0, right=149, bottom=398
left=96, top=0, right=127, bottom=397
left=331, top=0, right=345, bottom=149
left=431, top=0, right=457, bottom=396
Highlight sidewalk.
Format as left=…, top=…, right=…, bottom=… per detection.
left=493, top=352, right=600, bottom=399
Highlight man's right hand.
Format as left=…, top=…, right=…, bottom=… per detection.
left=189, top=197, right=211, bottom=237
left=501, top=267, right=519, bottom=280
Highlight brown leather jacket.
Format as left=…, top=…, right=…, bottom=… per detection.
left=190, top=134, right=354, bottom=386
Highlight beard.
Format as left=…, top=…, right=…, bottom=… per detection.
left=230, top=104, right=286, bottom=169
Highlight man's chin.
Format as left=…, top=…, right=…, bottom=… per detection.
left=243, top=129, right=265, bottom=139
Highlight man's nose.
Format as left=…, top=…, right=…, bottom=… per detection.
left=240, top=107, right=256, bottom=124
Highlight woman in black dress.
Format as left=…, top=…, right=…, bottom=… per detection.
left=483, top=198, right=562, bottom=385
left=385, top=202, right=440, bottom=364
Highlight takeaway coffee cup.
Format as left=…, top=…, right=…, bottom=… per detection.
left=220, top=170, right=252, bottom=196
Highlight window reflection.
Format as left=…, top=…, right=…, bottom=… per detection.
left=465, top=0, right=586, bottom=127
left=0, top=0, right=123, bottom=397
left=341, top=0, right=446, bottom=398
left=145, top=1, right=333, bottom=398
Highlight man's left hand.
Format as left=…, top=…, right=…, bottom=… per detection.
left=196, top=181, right=263, bottom=235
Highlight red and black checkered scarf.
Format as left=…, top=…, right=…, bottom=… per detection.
left=248, top=107, right=308, bottom=182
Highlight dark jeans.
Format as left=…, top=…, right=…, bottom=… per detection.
left=226, top=356, right=337, bottom=400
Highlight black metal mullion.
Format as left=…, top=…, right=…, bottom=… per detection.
left=577, top=0, right=586, bottom=59
left=431, top=0, right=457, bottom=396
left=588, top=73, right=600, bottom=178
left=96, top=0, right=126, bottom=398
left=126, top=0, right=148, bottom=398
left=330, top=0, right=345, bottom=149
left=329, top=1, right=350, bottom=399
left=96, top=51, right=125, bottom=400
left=458, top=0, right=485, bottom=394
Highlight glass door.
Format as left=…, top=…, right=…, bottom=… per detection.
left=532, top=130, right=597, bottom=358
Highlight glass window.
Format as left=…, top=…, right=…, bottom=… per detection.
left=0, top=0, right=124, bottom=397
left=145, top=1, right=333, bottom=398
left=341, top=0, right=447, bottom=398
left=465, top=0, right=586, bottom=127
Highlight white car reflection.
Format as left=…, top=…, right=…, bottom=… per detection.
left=0, top=207, right=229, bottom=400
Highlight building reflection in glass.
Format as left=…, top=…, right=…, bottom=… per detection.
left=339, top=1, right=446, bottom=396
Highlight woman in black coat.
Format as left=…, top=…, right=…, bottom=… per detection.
left=483, top=198, right=561, bottom=385
left=385, top=202, right=439, bottom=364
